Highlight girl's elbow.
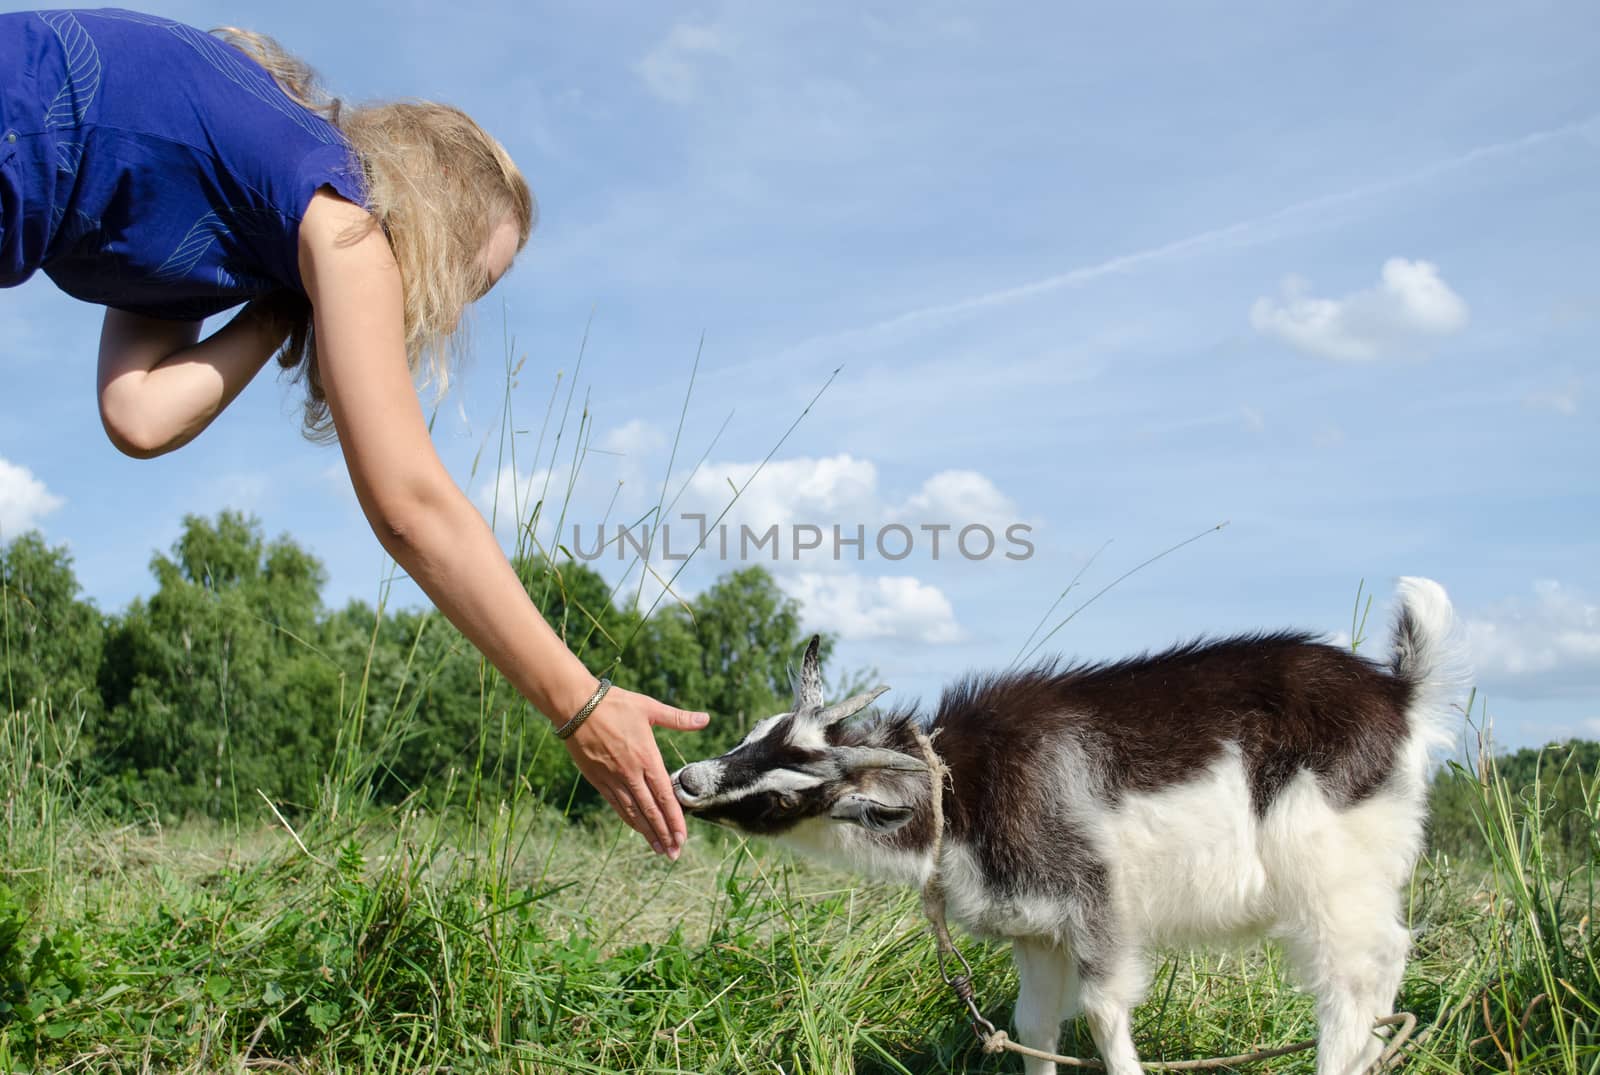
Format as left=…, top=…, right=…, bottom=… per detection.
left=362, top=485, right=444, bottom=556
left=99, top=398, right=173, bottom=459
left=369, top=506, right=418, bottom=552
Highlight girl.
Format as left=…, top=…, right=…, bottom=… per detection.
left=0, top=8, right=706, bottom=858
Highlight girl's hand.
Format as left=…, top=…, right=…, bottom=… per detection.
left=561, top=686, right=710, bottom=859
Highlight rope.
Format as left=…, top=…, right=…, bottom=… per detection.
left=910, top=730, right=1417, bottom=1072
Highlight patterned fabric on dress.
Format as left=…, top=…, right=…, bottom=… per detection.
left=0, top=7, right=366, bottom=320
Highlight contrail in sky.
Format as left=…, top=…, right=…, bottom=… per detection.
left=781, top=114, right=1599, bottom=356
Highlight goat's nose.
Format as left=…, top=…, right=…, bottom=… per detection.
left=676, top=763, right=709, bottom=798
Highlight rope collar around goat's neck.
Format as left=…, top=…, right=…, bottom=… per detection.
left=906, top=729, right=1418, bottom=1072
left=912, top=729, right=1001, bottom=1045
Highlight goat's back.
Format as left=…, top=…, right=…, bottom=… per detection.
left=934, top=632, right=1415, bottom=826
left=921, top=629, right=1451, bottom=942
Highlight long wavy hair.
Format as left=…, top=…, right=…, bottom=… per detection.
left=212, top=28, right=537, bottom=438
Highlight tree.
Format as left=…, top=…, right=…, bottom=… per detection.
left=0, top=532, right=103, bottom=722
left=1427, top=739, right=1600, bottom=862
left=472, top=560, right=827, bottom=812
left=688, top=566, right=823, bottom=743
left=94, top=512, right=340, bottom=819
left=516, top=553, right=636, bottom=673
left=7, top=510, right=843, bottom=823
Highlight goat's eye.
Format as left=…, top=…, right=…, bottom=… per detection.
left=776, top=792, right=800, bottom=812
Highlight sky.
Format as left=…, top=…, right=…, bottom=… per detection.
left=1, top=1, right=1596, bottom=751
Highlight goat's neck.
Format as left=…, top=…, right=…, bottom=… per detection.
left=777, top=811, right=937, bottom=889
left=777, top=767, right=942, bottom=889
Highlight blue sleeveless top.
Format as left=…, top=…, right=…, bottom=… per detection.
left=0, top=8, right=366, bottom=320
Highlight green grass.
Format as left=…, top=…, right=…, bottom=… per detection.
left=0, top=696, right=1595, bottom=1073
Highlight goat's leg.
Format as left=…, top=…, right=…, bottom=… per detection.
left=1011, top=937, right=1078, bottom=1075
left=1076, top=951, right=1146, bottom=1075
left=1284, top=893, right=1411, bottom=1075
left=1313, top=922, right=1409, bottom=1075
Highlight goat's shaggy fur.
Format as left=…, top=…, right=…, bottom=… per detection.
left=673, top=578, right=1466, bottom=1075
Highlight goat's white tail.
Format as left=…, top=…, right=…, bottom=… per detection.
left=1390, top=577, right=1470, bottom=761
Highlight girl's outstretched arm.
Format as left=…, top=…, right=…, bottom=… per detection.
left=299, top=190, right=707, bottom=859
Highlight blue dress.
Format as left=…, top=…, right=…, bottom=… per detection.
left=0, top=8, right=366, bottom=320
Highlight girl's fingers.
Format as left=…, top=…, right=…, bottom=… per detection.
left=646, top=763, right=688, bottom=851
left=603, top=785, right=660, bottom=852
left=628, top=776, right=674, bottom=858
left=650, top=704, right=710, bottom=732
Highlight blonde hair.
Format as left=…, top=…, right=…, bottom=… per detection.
left=212, top=28, right=537, bottom=438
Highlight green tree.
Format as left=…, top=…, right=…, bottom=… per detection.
left=94, top=512, right=340, bottom=819
left=0, top=532, right=103, bottom=722
left=517, top=553, right=639, bottom=671
left=481, top=560, right=825, bottom=812
left=689, top=566, right=823, bottom=744
left=350, top=603, right=529, bottom=806
left=70, top=516, right=838, bottom=822
left=1428, top=739, right=1600, bottom=862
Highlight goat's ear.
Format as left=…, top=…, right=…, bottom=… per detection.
left=792, top=635, right=824, bottom=712
left=829, top=793, right=914, bottom=834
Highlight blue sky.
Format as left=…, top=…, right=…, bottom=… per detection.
left=1, top=1, right=1595, bottom=750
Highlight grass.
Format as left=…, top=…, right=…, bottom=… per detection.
left=0, top=695, right=1595, bottom=1073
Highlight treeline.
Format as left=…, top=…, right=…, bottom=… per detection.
left=0, top=511, right=832, bottom=821
left=1429, top=739, right=1599, bottom=863
left=3, top=514, right=1596, bottom=853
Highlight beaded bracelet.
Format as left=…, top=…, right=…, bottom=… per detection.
left=555, top=678, right=611, bottom=740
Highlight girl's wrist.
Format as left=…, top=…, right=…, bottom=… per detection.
left=554, top=678, right=611, bottom=739
left=539, top=658, right=605, bottom=729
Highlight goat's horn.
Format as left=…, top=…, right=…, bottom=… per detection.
left=816, top=685, right=890, bottom=726
left=833, top=745, right=928, bottom=773
left=792, top=635, right=824, bottom=711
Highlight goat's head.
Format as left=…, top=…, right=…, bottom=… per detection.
left=671, top=636, right=926, bottom=837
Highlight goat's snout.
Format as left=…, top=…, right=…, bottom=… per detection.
left=673, top=761, right=715, bottom=806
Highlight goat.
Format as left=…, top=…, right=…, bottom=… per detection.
left=671, top=578, right=1464, bottom=1075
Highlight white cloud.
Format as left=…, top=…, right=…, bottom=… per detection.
left=635, top=22, right=731, bottom=105
left=466, top=445, right=1021, bottom=595
left=900, top=469, right=1018, bottom=528
left=681, top=454, right=882, bottom=535
left=1250, top=258, right=1469, bottom=361
left=1464, top=580, right=1600, bottom=699
left=781, top=572, right=962, bottom=644
left=474, top=453, right=641, bottom=554
left=0, top=458, right=64, bottom=535
left=471, top=421, right=677, bottom=548
left=1525, top=378, right=1581, bottom=416
left=895, top=469, right=1031, bottom=559
left=673, top=454, right=1027, bottom=566
left=598, top=419, right=666, bottom=459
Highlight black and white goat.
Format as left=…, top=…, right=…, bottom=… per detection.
left=672, top=578, right=1464, bottom=1075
